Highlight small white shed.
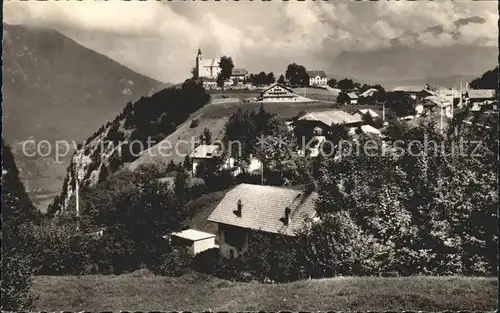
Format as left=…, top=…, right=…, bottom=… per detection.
left=168, top=229, right=216, bottom=256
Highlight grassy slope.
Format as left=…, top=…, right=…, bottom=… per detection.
left=32, top=271, right=497, bottom=311
left=128, top=90, right=337, bottom=171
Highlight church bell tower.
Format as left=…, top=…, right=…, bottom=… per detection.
left=196, top=48, right=203, bottom=79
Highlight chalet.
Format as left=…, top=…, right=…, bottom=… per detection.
left=230, top=68, right=248, bottom=83
left=359, top=88, right=379, bottom=99
left=257, top=83, right=310, bottom=102
left=391, top=86, right=436, bottom=101
left=293, top=110, right=362, bottom=148
left=165, top=229, right=216, bottom=256
left=466, top=89, right=496, bottom=110
left=306, top=70, right=328, bottom=86
left=358, top=88, right=382, bottom=105
left=298, top=135, right=327, bottom=157
left=207, top=183, right=318, bottom=259
left=346, top=92, right=358, bottom=105
left=190, top=144, right=222, bottom=175
left=352, top=109, right=380, bottom=121
left=415, top=95, right=452, bottom=118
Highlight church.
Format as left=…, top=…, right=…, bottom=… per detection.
left=195, top=48, right=221, bottom=79
left=195, top=49, right=248, bottom=82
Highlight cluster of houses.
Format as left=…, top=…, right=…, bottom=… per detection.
left=169, top=84, right=497, bottom=260
left=169, top=107, right=387, bottom=259
left=119, top=49, right=498, bottom=260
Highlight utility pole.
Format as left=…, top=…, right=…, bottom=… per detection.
left=261, top=159, right=264, bottom=186
left=459, top=81, right=463, bottom=108
left=450, top=86, right=454, bottom=118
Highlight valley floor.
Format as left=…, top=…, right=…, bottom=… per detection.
left=32, top=270, right=497, bottom=311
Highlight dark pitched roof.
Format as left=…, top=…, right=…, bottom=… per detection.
left=207, top=183, right=318, bottom=236
left=306, top=70, right=327, bottom=79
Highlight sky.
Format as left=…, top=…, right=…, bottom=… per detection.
left=4, top=1, right=498, bottom=84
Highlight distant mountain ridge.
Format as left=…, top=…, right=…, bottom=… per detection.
left=2, top=23, right=170, bottom=211
left=331, top=16, right=498, bottom=87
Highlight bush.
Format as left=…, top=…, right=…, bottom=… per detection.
left=1, top=247, right=35, bottom=310
left=150, top=247, right=193, bottom=277
left=191, top=248, right=220, bottom=274
left=30, top=223, right=92, bottom=275
left=190, top=119, right=200, bottom=128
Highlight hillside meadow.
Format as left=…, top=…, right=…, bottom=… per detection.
left=32, top=270, right=498, bottom=311
left=128, top=87, right=387, bottom=171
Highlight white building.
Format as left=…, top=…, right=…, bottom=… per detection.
left=196, top=49, right=221, bottom=79
left=306, top=70, right=328, bottom=86
left=257, top=83, right=312, bottom=102
left=195, top=49, right=247, bottom=83
left=167, top=229, right=216, bottom=256
left=190, top=144, right=222, bottom=175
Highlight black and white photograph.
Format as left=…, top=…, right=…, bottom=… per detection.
left=1, top=0, right=498, bottom=311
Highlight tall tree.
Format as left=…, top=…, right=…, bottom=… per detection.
left=255, top=72, right=267, bottom=85
left=277, top=74, right=286, bottom=84
left=202, top=127, right=213, bottom=145
left=285, top=63, right=308, bottom=86
left=1, top=140, right=37, bottom=310
left=216, top=73, right=225, bottom=89
left=218, top=56, right=235, bottom=80
left=327, top=78, right=337, bottom=88
left=386, top=91, right=416, bottom=117
left=337, top=78, right=356, bottom=91
left=266, top=72, right=276, bottom=85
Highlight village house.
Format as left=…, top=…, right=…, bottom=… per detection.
left=357, top=88, right=381, bottom=104
left=415, top=95, right=452, bottom=118
left=359, top=88, right=379, bottom=99
left=256, top=83, right=311, bottom=102
left=391, top=85, right=436, bottom=102
left=466, top=89, right=496, bottom=111
left=230, top=68, right=248, bottom=84
left=346, top=92, right=358, bottom=105
left=352, top=108, right=380, bottom=121
left=293, top=110, right=362, bottom=150
left=207, top=183, right=318, bottom=259
left=190, top=144, right=223, bottom=175
left=306, top=70, right=328, bottom=86
left=164, top=229, right=216, bottom=256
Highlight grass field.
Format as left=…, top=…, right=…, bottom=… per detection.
left=32, top=270, right=498, bottom=311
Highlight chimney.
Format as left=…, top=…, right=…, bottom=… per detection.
left=284, top=207, right=291, bottom=226
left=233, top=199, right=243, bottom=217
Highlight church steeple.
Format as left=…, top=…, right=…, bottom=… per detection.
left=197, top=48, right=202, bottom=56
